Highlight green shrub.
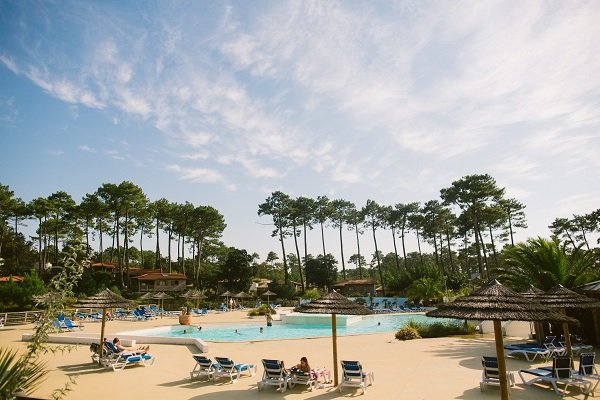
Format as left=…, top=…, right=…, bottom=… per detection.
left=395, top=326, right=422, bottom=341
left=247, top=304, right=277, bottom=317
left=405, top=319, right=477, bottom=338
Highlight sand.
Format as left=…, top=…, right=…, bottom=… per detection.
left=0, top=310, right=594, bottom=400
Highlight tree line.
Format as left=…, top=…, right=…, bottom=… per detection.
left=0, top=181, right=226, bottom=289
left=257, top=173, right=598, bottom=295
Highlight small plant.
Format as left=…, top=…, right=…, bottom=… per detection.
left=247, top=304, right=277, bottom=317
left=405, top=318, right=477, bottom=338
left=395, top=327, right=422, bottom=341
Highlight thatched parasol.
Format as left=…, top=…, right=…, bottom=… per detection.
left=294, top=290, right=372, bottom=386
left=533, top=285, right=600, bottom=359
left=427, top=280, right=577, bottom=400
left=73, top=289, right=133, bottom=365
left=220, top=291, right=233, bottom=310
left=261, top=290, right=277, bottom=306
left=152, top=292, right=174, bottom=318
left=181, top=289, right=206, bottom=309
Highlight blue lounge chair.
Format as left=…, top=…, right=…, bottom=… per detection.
left=504, top=342, right=551, bottom=361
left=190, top=355, right=216, bottom=380
left=338, top=360, right=374, bottom=394
left=519, top=356, right=591, bottom=396
left=64, top=318, right=84, bottom=330
left=480, top=356, right=515, bottom=392
left=102, top=340, right=155, bottom=371
left=258, top=359, right=288, bottom=392
left=52, top=319, right=71, bottom=332
left=212, top=356, right=256, bottom=383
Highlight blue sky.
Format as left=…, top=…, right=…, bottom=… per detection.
left=1, top=1, right=599, bottom=262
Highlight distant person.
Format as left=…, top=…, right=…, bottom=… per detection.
left=183, top=329, right=187, bottom=334
left=197, top=325, right=202, bottom=331
left=112, top=337, right=149, bottom=354
left=266, top=311, right=273, bottom=327
left=260, top=327, right=263, bottom=333
left=378, top=322, right=381, bottom=326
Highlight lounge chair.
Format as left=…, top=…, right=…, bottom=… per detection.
left=287, top=368, right=317, bottom=391
left=338, top=360, right=374, bottom=395
left=102, top=340, right=155, bottom=371
left=519, top=356, right=591, bottom=396
left=63, top=318, right=84, bottom=330
left=504, top=343, right=551, bottom=361
left=51, top=319, right=72, bottom=332
left=190, top=355, right=216, bottom=380
left=558, top=335, right=594, bottom=356
left=258, top=359, right=288, bottom=392
left=480, top=356, right=515, bottom=392
left=543, top=336, right=567, bottom=357
left=575, top=352, right=600, bottom=394
left=212, top=356, right=256, bottom=383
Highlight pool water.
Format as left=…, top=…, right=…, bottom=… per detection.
left=143, top=314, right=457, bottom=342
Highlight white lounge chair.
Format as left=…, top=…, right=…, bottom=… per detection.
left=575, top=352, right=600, bottom=394
left=338, top=360, right=374, bottom=395
left=504, top=343, right=551, bottom=361
left=258, top=359, right=288, bottom=392
left=519, top=356, right=591, bottom=396
left=480, top=356, right=515, bottom=392
left=212, top=356, right=256, bottom=383
left=190, top=355, right=216, bottom=380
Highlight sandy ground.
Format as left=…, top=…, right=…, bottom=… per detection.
left=0, top=310, right=595, bottom=400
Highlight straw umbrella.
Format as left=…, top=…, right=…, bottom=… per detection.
left=234, top=291, right=251, bottom=308
left=220, top=290, right=233, bottom=310
left=153, top=291, right=174, bottom=318
left=294, top=290, right=372, bottom=386
left=261, top=290, right=277, bottom=307
left=73, top=289, right=133, bottom=365
left=533, top=285, right=600, bottom=359
left=426, top=280, right=577, bottom=400
left=181, top=289, right=206, bottom=309
left=520, top=284, right=546, bottom=345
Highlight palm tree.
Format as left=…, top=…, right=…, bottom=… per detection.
left=406, top=277, right=443, bottom=306
left=495, top=237, right=597, bottom=290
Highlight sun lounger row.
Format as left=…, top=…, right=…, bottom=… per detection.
left=482, top=352, right=599, bottom=397
left=505, top=335, right=594, bottom=361
left=190, top=356, right=372, bottom=395
left=190, top=355, right=256, bottom=383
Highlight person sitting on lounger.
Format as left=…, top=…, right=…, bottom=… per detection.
left=294, top=357, right=330, bottom=383
left=113, top=337, right=149, bottom=354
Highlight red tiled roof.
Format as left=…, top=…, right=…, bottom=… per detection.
left=0, top=275, right=24, bottom=282
left=91, top=262, right=115, bottom=268
left=135, top=272, right=187, bottom=281
left=333, top=279, right=375, bottom=287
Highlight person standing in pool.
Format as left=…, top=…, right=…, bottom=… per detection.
left=266, top=310, right=273, bottom=327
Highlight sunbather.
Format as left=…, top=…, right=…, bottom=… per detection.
left=112, top=337, right=149, bottom=354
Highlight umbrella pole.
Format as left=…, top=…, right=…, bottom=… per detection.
left=98, top=307, right=107, bottom=366
left=493, top=320, right=509, bottom=400
left=332, top=313, right=339, bottom=387
left=560, top=308, right=573, bottom=366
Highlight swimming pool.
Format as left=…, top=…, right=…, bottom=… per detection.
left=133, top=314, right=458, bottom=342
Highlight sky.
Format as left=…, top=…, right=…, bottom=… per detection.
left=0, top=0, right=599, bottom=265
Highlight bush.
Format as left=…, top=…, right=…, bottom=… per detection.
left=248, top=304, right=277, bottom=317
left=395, top=326, right=422, bottom=341
left=405, top=319, right=477, bottom=338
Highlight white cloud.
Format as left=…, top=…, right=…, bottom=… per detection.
left=78, top=145, right=96, bottom=153
left=166, top=164, right=226, bottom=184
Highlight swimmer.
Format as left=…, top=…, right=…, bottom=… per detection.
left=260, top=327, right=263, bottom=333
left=197, top=325, right=202, bottom=331
left=183, top=329, right=187, bottom=334
left=377, top=322, right=381, bottom=326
